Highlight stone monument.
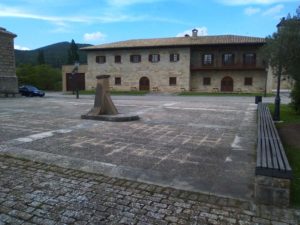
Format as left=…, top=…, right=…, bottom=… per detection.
left=81, top=75, right=139, bottom=122
left=0, top=27, right=18, bottom=96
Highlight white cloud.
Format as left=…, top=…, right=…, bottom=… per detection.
left=244, top=7, right=261, bottom=15
left=176, top=27, right=208, bottom=37
left=219, top=0, right=297, bottom=5
left=83, top=32, right=106, bottom=41
left=14, top=45, right=30, bottom=50
left=262, top=4, right=284, bottom=15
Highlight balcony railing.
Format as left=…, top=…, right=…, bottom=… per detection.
left=190, top=63, right=266, bottom=71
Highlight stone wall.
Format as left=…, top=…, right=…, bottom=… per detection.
left=255, top=175, right=291, bottom=207
left=0, top=28, right=18, bottom=94
left=191, top=70, right=268, bottom=93
left=85, top=47, right=191, bottom=92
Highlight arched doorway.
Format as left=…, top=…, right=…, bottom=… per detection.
left=139, top=77, right=150, bottom=91
left=221, top=76, right=234, bottom=92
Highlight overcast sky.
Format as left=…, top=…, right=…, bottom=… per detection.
left=1, top=0, right=299, bottom=50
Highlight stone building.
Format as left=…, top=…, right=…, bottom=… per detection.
left=0, top=27, right=18, bottom=94
left=62, top=30, right=272, bottom=93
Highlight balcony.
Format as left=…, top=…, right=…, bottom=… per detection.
left=190, top=63, right=266, bottom=71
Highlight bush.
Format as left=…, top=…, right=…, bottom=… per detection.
left=291, top=81, right=300, bottom=113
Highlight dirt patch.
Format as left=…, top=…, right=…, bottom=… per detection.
left=277, top=123, right=300, bottom=147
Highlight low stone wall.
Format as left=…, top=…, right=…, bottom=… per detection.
left=255, top=175, right=291, bottom=207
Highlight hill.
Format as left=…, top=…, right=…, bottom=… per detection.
left=15, top=42, right=92, bottom=68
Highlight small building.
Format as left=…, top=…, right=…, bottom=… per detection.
left=0, top=27, right=18, bottom=95
left=62, top=30, right=272, bottom=93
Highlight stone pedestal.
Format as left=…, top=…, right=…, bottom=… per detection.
left=255, top=175, right=291, bottom=207
left=0, top=27, right=18, bottom=95
left=81, top=75, right=139, bottom=122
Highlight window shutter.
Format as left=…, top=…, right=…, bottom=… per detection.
left=149, top=54, right=152, bottom=62
left=96, top=56, right=99, bottom=63
left=170, top=54, right=174, bottom=62
left=130, top=55, right=133, bottom=62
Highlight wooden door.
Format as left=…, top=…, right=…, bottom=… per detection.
left=66, top=73, right=85, bottom=91
left=221, top=76, right=233, bottom=92
left=139, top=77, right=150, bottom=91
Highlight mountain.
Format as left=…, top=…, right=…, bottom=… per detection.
left=15, top=42, right=92, bottom=68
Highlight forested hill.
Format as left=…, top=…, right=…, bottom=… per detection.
left=15, top=42, right=92, bottom=68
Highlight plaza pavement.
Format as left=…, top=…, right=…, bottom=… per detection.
left=0, top=93, right=299, bottom=224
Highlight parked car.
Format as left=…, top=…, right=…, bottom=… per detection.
left=19, top=85, right=45, bottom=97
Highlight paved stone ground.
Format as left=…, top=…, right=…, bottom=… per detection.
left=0, top=95, right=258, bottom=200
left=1, top=155, right=299, bottom=225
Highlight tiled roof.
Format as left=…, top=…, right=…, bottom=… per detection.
left=82, top=35, right=266, bottom=51
left=0, top=27, right=17, bottom=37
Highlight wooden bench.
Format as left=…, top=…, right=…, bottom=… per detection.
left=255, top=103, right=292, bottom=206
left=256, top=103, right=292, bottom=178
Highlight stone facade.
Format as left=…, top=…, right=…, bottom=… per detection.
left=255, top=175, right=291, bottom=207
left=62, top=35, right=272, bottom=93
left=85, top=47, right=191, bottom=93
left=0, top=27, right=18, bottom=94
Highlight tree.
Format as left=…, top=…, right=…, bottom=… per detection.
left=37, top=50, right=45, bottom=65
left=67, top=39, right=79, bottom=64
left=263, top=10, right=300, bottom=113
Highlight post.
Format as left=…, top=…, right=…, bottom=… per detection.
left=274, top=64, right=282, bottom=121
left=72, top=62, right=79, bottom=99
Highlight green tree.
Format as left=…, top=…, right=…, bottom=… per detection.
left=17, top=64, right=62, bottom=91
left=263, top=12, right=300, bottom=112
left=37, top=50, right=45, bottom=65
left=67, top=39, right=79, bottom=64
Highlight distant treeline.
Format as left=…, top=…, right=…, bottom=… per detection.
left=15, top=41, right=91, bottom=68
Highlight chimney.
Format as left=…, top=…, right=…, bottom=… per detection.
left=192, top=29, right=198, bottom=37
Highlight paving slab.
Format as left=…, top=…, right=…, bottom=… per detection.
left=0, top=95, right=257, bottom=200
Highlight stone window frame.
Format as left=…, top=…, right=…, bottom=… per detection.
left=222, top=53, right=235, bottom=65
left=149, top=54, right=160, bottom=63
left=243, top=53, right=256, bottom=65
left=115, top=55, right=122, bottom=63
left=202, top=54, right=214, bottom=66
left=170, top=53, right=180, bottom=62
left=244, top=77, right=253, bottom=86
left=130, top=55, right=141, bottom=63
left=169, top=77, right=177, bottom=86
left=203, top=77, right=211, bottom=86
left=115, top=77, right=121, bottom=85
left=96, top=56, right=106, bottom=64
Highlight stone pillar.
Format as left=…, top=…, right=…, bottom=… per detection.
left=0, top=27, right=18, bottom=94
left=255, top=175, right=291, bottom=207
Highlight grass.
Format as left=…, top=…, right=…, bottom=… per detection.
left=178, top=92, right=274, bottom=97
left=268, top=103, right=300, bottom=207
left=268, top=104, right=300, bottom=124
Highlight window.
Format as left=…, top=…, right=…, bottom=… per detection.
left=243, top=53, right=256, bottom=65
left=96, top=56, right=106, bottom=64
left=115, top=77, right=121, bottom=85
left=170, top=53, right=180, bottom=62
left=149, top=54, right=160, bottom=63
left=130, top=55, right=141, bottom=63
left=115, top=55, right=121, bottom=63
left=202, top=54, right=214, bottom=65
left=222, top=53, right=234, bottom=65
left=169, top=77, right=177, bottom=86
left=203, top=77, right=211, bottom=85
left=244, top=77, right=253, bottom=86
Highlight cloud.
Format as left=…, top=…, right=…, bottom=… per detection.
left=219, top=0, right=297, bottom=5
left=262, top=4, right=284, bottom=15
left=83, top=32, right=106, bottom=41
left=244, top=7, right=261, bottom=15
left=176, top=27, right=208, bottom=37
left=14, top=44, right=30, bottom=50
